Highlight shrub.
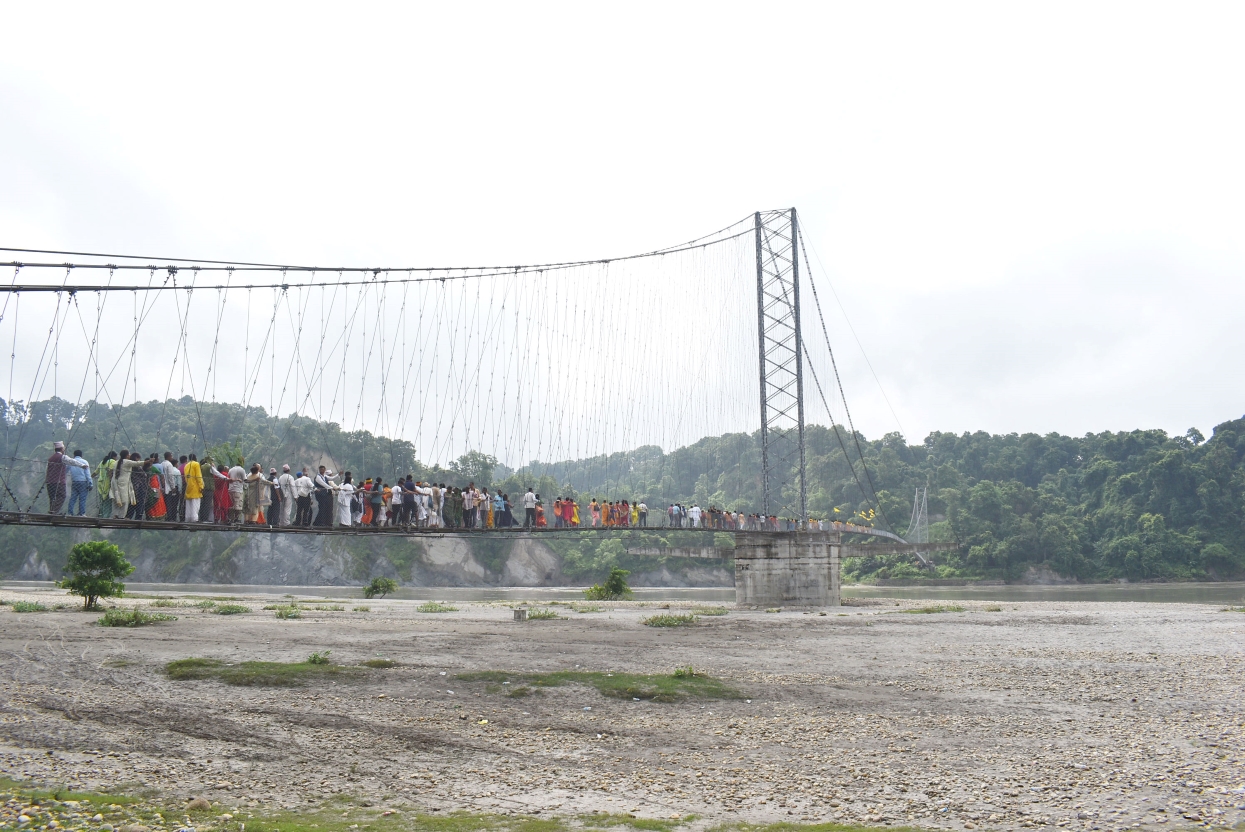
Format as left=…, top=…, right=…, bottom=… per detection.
left=584, top=567, right=632, bottom=601
left=212, top=604, right=250, bottom=615
left=307, top=651, right=331, bottom=665
left=59, top=540, right=134, bottom=611
left=364, top=577, right=399, bottom=599
left=417, top=602, right=457, bottom=613
left=99, top=608, right=177, bottom=627
left=274, top=605, right=301, bottom=620
left=642, top=613, right=698, bottom=628
left=13, top=601, right=48, bottom=612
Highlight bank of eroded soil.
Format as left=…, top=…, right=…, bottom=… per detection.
left=1, top=589, right=1242, bottom=831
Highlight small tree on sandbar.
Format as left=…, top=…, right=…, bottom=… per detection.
left=364, top=577, right=399, bottom=599
left=59, top=540, right=134, bottom=611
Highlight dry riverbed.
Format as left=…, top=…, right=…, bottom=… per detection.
left=1, top=587, right=1243, bottom=832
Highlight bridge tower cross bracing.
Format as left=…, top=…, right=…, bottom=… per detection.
left=754, top=208, right=808, bottom=524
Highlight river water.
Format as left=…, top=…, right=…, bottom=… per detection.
left=5, top=580, right=1245, bottom=605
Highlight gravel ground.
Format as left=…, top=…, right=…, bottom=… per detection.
left=1, top=587, right=1243, bottom=831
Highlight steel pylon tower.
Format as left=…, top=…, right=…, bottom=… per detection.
left=755, top=208, right=807, bottom=524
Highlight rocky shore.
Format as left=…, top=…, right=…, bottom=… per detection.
left=1, top=589, right=1242, bottom=831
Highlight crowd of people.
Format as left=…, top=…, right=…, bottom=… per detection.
left=39, top=442, right=831, bottom=532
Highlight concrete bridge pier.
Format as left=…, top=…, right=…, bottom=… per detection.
left=734, top=531, right=841, bottom=608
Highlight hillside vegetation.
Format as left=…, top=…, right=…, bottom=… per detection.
left=2, top=396, right=1241, bottom=584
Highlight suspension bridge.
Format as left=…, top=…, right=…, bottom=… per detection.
left=0, top=209, right=952, bottom=604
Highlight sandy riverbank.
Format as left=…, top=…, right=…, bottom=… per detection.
left=1, top=587, right=1242, bottom=831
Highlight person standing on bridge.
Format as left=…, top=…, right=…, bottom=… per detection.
left=637, top=500, right=647, bottom=527
left=183, top=454, right=203, bottom=523
left=521, top=487, right=536, bottom=528
left=335, top=472, right=356, bottom=527
left=67, top=449, right=94, bottom=516
left=293, top=468, right=314, bottom=526
left=227, top=462, right=246, bottom=524
left=45, top=441, right=86, bottom=515
left=313, top=466, right=334, bottom=526
left=276, top=464, right=296, bottom=526
left=95, top=451, right=117, bottom=518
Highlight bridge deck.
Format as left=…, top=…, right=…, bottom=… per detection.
left=0, top=510, right=908, bottom=542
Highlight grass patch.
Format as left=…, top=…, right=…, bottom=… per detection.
left=150, top=599, right=185, bottom=608
left=274, top=605, right=302, bottom=619
left=457, top=668, right=743, bottom=702
left=193, top=599, right=218, bottom=609
left=899, top=605, right=966, bottom=614
left=0, top=777, right=715, bottom=832
left=165, top=657, right=361, bottom=686
left=353, top=605, right=371, bottom=612
left=581, top=813, right=694, bottom=832
left=312, top=604, right=346, bottom=611
left=573, top=604, right=603, bottom=613
left=984, top=604, right=1002, bottom=612
left=212, top=603, right=251, bottom=615
left=363, top=658, right=397, bottom=668
left=1223, top=606, right=1245, bottom=613
left=417, top=601, right=458, bottom=613
left=642, top=613, right=698, bottom=628
left=691, top=606, right=729, bottom=616
left=12, top=601, right=48, bottom=612
left=98, top=608, right=177, bottom=627
left=526, top=608, right=562, bottom=620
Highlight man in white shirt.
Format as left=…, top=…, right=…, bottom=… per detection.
left=277, top=465, right=297, bottom=526
left=390, top=480, right=405, bottom=526
left=462, top=484, right=477, bottom=528
left=688, top=504, right=702, bottom=527
left=637, top=501, right=648, bottom=527
left=293, top=469, right=314, bottom=526
left=522, top=488, right=537, bottom=528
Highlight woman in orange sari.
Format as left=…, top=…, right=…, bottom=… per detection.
left=535, top=496, right=547, bottom=527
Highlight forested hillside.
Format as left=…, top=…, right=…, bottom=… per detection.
left=2, top=396, right=1242, bottom=584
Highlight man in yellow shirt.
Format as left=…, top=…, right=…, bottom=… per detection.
left=182, top=453, right=205, bottom=523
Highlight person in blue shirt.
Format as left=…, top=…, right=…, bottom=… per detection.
left=67, top=448, right=94, bottom=516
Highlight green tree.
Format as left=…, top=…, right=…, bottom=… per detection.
left=59, top=540, right=134, bottom=610
left=584, top=567, right=632, bottom=601
left=363, top=577, right=399, bottom=599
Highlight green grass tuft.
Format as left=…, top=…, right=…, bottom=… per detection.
left=352, top=605, right=371, bottom=612
left=984, top=605, right=1002, bottom=612
left=526, top=608, right=561, bottom=620
left=457, top=668, right=742, bottom=702
left=212, top=603, right=251, bottom=615
left=417, top=601, right=458, bottom=613
left=12, top=601, right=48, bottom=612
left=165, top=657, right=362, bottom=686
left=642, top=613, right=698, bottom=628
left=274, top=605, right=302, bottom=619
left=194, top=599, right=218, bottom=609
left=899, top=605, right=966, bottom=614
left=307, top=651, right=332, bottom=665
left=691, top=606, right=729, bottom=616
left=98, top=608, right=177, bottom=627
left=313, top=604, right=345, bottom=611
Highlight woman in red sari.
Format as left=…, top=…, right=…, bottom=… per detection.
left=211, top=465, right=231, bottom=523
left=147, top=471, right=167, bottom=519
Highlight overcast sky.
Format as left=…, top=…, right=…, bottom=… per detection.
left=3, top=2, right=1243, bottom=452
